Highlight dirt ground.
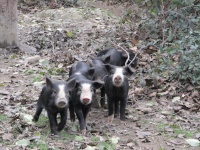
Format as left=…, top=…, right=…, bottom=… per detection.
left=0, top=0, right=200, bottom=150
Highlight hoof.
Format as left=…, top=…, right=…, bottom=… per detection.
left=81, top=129, right=86, bottom=135
left=107, top=114, right=114, bottom=123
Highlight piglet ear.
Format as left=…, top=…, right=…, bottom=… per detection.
left=46, top=76, right=53, bottom=89
left=125, top=66, right=135, bottom=77
left=92, top=80, right=104, bottom=89
left=66, top=78, right=76, bottom=91
left=104, top=64, right=113, bottom=73
left=103, top=55, right=111, bottom=64
left=130, top=59, right=137, bottom=68
left=87, top=67, right=95, bottom=77
left=121, top=51, right=128, bottom=58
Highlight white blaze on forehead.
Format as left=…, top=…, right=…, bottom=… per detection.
left=57, top=84, right=67, bottom=99
left=75, top=72, right=81, bottom=75
left=112, top=67, right=124, bottom=86
left=80, top=83, right=92, bottom=104
left=55, top=84, right=68, bottom=108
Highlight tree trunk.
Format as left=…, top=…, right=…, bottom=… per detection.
left=0, top=0, right=18, bottom=48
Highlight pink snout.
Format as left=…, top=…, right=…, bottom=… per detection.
left=83, top=98, right=90, bottom=104
left=114, top=76, right=122, bottom=83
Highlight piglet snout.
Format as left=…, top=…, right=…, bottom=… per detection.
left=83, top=98, right=90, bottom=104
left=114, top=76, right=122, bottom=83
left=57, top=99, right=67, bottom=108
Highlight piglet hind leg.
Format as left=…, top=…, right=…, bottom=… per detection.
left=33, top=103, right=44, bottom=122
left=107, top=98, right=114, bottom=123
left=100, top=86, right=106, bottom=108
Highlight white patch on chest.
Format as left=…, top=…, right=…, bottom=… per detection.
left=112, top=67, right=124, bottom=87
left=80, top=83, right=92, bottom=105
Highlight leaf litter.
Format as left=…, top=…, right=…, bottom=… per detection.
left=0, top=0, right=199, bottom=149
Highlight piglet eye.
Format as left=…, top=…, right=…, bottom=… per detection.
left=78, top=88, right=82, bottom=92
left=52, top=89, right=57, bottom=94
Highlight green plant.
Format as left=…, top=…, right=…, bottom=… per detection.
left=0, top=113, right=8, bottom=121
left=133, top=0, right=200, bottom=84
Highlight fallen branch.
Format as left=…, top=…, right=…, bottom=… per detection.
left=128, top=42, right=160, bottom=66
left=110, top=40, right=130, bottom=66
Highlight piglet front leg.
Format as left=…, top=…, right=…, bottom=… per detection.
left=75, top=107, right=86, bottom=135
left=120, top=97, right=127, bottom=121
left=47, top=112, right=58, bottom=135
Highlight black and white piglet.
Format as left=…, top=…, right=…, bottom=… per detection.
left=89, top=59, right=108, bottom=108
left=69, top=61, right=94, bottom=80
left=33, top=77, right=76, bottom=135
left=97, top=48, right=137, bottom=67
left=68, top=63, right=103, bottom=135
left=104, top=64, right=134, bottom=123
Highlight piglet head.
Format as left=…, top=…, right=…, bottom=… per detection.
left=78, top=80, right=104, bottom=105
left=105, top=64, right=134, bottom=87
left=46, top=77, right=76, bottom=108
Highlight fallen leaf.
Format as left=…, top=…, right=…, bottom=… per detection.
left=185, top=139, right=200, bottom=147
left=75, top=136, right=84, bottom=141
left=136, top=131, right=152, bottom=139
left=2, top=133, right=13, bottom=140
left=110, top=136, right=119, bottom=144
left=172, top=96, right=181, bottom=103
left=0, top=90, right=9, bottom=95
left=15, top=139, right=30, bottom=146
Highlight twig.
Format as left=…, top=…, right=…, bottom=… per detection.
left=128, top=42, right=160, bottom=66
left=110, top=40, right=130, bottom=66
left=51, top=40, right=55, bottom=54
left=110, top=41, right=160, bottom=67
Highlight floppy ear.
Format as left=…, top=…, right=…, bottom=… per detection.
left=124, top=66, right=134, bottom=77
left=66, top=78, right=76, bottom=91
left=130, top=58, right=137, bottom=68
left=103, top=55, right=111, bottom=64
left=46, top=76, right=53, bottom=89
left=87, top=67, right=95, bottom=77
left=92, top=80, right=104, bottom=89
left=121, top=51, right=128, bottom=58
left=104, top=64, right=113, bottom=73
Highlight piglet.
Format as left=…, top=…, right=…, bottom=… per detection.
left=97, top=48, right=137, bottom=67
left=33, top=77, right=76, bottom=135
left=68, top=64, right=103, bottom=135
left=89, top=59, right=108, bottom=108
left=104, top=64, right=134, bottom=123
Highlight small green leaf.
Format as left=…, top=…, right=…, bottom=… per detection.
left=16, top=139, right=30, bottom=146
left=75, top=136, right=83, bottom=141
left=172, top=96, right=180, bottom=103
left=110, top=136, right=119, bottom=144
left=85, top=146, right=97, bottom=150
left=20, top=113, right=33, bottom=125
left=39, top=59, right=49, bottom=66
left=67, top=31, right=74, bottom=38
left=71, top=123, right=78, bottom=132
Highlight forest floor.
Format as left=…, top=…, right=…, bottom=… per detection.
left=0, top=0, right=200, bottom=149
